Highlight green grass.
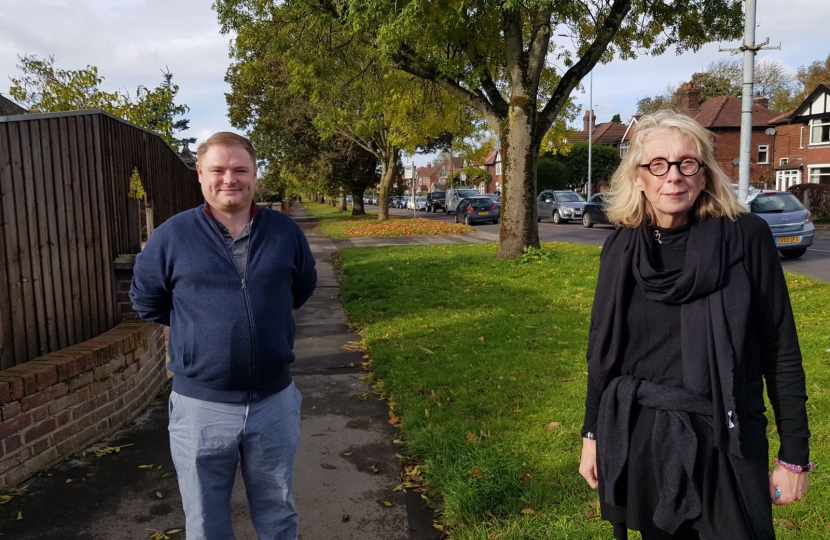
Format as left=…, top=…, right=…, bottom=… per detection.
left=303, top=202, right=379, bottom=237
left=337, top=242, right=830, bottom=539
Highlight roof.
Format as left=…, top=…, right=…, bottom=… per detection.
left=572, top=122, right=627, bottom=145
left=0, top=94, right=27, bottom=115
left=677, top=95, right=780, bottom=128
left=484, top=147, right=500, bottom=165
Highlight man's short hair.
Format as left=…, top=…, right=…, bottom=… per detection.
left=196, top=132, right=257, bottom=165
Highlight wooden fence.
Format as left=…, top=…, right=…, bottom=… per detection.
left=0, top=110, right=203, bottom=370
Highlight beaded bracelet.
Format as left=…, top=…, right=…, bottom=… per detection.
left=774, top=457, right=815, bottom=473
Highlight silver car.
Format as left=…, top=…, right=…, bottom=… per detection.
left=537, top=190, right=586, bottom=224
left=748, top=190, right=814, bottom=259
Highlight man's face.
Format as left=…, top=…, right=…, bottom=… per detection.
left=196, top=144, right=257, bottom=213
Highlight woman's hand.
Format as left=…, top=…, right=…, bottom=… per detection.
left=769, top=464, right=809, bottom=505
left=579, top=438, right=599, bottom=489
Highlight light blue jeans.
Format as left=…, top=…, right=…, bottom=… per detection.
left=168, top=383, right=302, bottom=540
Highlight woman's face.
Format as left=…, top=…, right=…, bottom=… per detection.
left=634, top=130, right=707, bottom=228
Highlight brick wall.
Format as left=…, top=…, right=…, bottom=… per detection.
left=0, top=320, right=168, bottom=488
left=711, top=129, right=777, bottom=185
left=774, top=124, right=830, bottom=169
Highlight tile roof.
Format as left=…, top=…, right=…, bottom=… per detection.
left=0, top=94, right=27, bottom=115
left=572, top=122, right=627, bottom=145
left=677, top=95, right=780, bottom=128
left=484, top=147, right=500, bottom=165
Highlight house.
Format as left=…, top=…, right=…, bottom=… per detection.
left=482, top=147, right=502, bottom=194
left=674, top=82, right=781, bottom=185
left=571, top=110, right=628, bottom=150
left=768, top=83, right=830, bottom=190
left=0, top=94, right=28, bottom=115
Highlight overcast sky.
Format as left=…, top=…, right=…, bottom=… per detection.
left=2, top=1, right=829, bottom=167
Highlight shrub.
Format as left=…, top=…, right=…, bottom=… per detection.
left=789, top=183, right=830, bottom=222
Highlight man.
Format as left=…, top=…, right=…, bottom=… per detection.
left=130, top=132, right=317, bottom=539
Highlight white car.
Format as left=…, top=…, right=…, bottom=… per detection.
left=406, top=196, right=428, bottom=211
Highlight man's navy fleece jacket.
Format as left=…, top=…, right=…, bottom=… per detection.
left=129, top=204, right=317, bottom=403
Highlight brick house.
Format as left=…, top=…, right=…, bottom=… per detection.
left=572, top=110, right=628, bottom=149
left=673, top=82, right=782, bottom=185
left=482, top=147, right=502, bottom=194
left=768, top=83, right=830, bottom=190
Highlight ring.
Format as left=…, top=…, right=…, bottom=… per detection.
left=775, top=487, right=782, bottom=500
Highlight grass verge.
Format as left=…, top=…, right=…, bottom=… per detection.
left=337, top=241, right=830, bottom=539
left=303, top=202, right=472, bottom=238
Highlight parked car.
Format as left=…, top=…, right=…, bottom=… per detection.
left=747, top=190, right=814, bottom=258
left=454, top=196, right=500, bottom=225
left=390, top=196, right=406, bottom=208
left=478, top=192, right=502, bottom=209
left=536, top=190, right=586, bottom=223
left=445, top=187, right=481, bottom=214
left=581, top=193, right=613, bottom=228
left=407, top=195, right=429, bottom=211
left=426, top=190, right=446, bottom=213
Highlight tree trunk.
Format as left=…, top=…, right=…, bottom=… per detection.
left=338, top=188, right=347, bottom=211
left=376, top=148, right=398, bottom=221
left=351, top=187, right=366, bottom=215
left=496, top=100, right=541, bottom=259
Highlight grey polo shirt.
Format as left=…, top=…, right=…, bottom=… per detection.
left=213, top=218, right=252, bottom=277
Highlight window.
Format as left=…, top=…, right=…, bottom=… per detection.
left=810, top=118, right=830, bottom=145
left=779, top=157, right=789, bottom=166
left=495, top=161, right=502, bottom=176
left=808, top=165, right=830, bottom=185
left=776, top=169, right=800, bottom=191
left=620, top=141, right=630, bottom=159
left=758, top=145, right=769, bottom=164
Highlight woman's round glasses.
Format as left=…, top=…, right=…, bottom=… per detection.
left=638, top=157, right=706, bottom=176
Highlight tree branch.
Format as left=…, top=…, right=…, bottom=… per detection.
left=536, top=0, right=632, bottom=144
left=527, top=9, right=553, bottom=90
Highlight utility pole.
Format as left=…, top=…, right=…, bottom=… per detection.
left=719, top=0, right=780, bottom=204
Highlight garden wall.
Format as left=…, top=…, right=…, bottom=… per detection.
left=0, top=320, right=167, bottom=488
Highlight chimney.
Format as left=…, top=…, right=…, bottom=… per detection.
left=681, top=82, right=700, bottom=109
left=753, top=92, right=769, bottom=109
left=583, top=110, right=596, bottom=132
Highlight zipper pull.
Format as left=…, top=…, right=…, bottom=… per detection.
left=241, top=279, right=247, bottom=289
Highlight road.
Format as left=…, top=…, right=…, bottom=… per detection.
left=378, top=205, right=830, bottom=283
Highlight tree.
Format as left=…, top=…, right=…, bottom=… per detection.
left=791, top=54, right=830, bottom=107
left=611, top=114, right=622, bottom=124
left=217, top=5, right=475, bottom=221
left=635, top=58, right=799, bottom=114
left=215, top=0, right=743, bottom=258
left=537, top=155, right=570, bottom=193
left=8, top=54, right=194, bottom=150
left=563, top=142, right=620, bottom=193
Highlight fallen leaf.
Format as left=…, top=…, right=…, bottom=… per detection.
left=466, top=431, right=477, bottom=443
left=16, top=511, right=22, bottom=520
left=419, top=347, right=435, bottom=355
left=343, top=452, right=353, bottom=456
left=388, top=414, right=401, bottom=426
left=487, top=510, right=498, bottom=524
left=166, top=529, right=183, bottom=535
left=545, top=422, right=560, bottom=431
left=380, top=500, right=394, bottom=507
left=520, top=473, right=533, bottom=484
left=321, top=463, right=337, bottom=470
left=162, top=472, right=175, bottom=478
left=520, top=508, right=535, bottom=515
left=156, top=491, right=163, bottom=498
left=774, top=518, right=796, bottom=530
left=368, top=465, right=379, bottom=473
left=433, top=523, right=446, bottom=532
left=478, top=336, right=485, bottom=341
left=138, top=464, right=154, bottom=469
left=65, top=479, right=72, bottom=483
left=468, top=469, right=484, bottom=477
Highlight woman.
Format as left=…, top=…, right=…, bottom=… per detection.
left=579, top=110, right=811, bottom=539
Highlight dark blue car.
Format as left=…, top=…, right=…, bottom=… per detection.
left=454, top=196, right=500, bottom=225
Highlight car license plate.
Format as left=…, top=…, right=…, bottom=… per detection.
left=776, top=236, right=801, bottom=245
left=478, top=211, right=489, bottom=216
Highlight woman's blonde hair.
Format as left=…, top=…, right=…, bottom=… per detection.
left=605, top=110, right=744, bottom=228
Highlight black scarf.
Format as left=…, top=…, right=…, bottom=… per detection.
left=586, top=216, right=749, bottom=457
